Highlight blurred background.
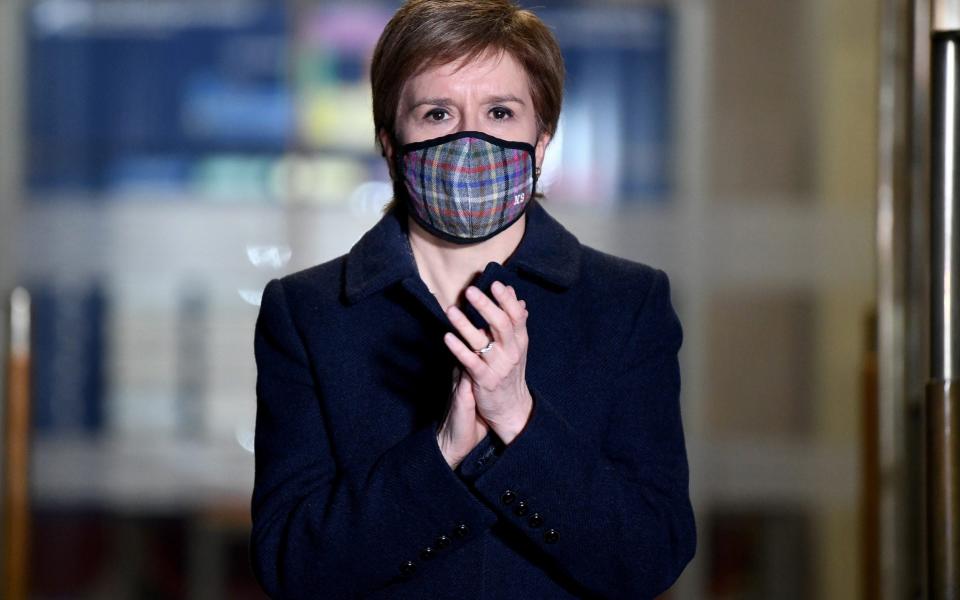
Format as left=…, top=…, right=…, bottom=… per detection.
left=0, top=0, right=897, bottom=598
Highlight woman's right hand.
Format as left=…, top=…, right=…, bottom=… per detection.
left=437, top=366, right=490, bottom=469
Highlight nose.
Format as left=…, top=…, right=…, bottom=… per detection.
left=458, top=107, right=480, bottom=133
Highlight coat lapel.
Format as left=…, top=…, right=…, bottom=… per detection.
left=343, top=200, right=582, bottom=325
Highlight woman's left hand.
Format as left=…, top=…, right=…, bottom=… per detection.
left=443, top=280, right=534, bottom=445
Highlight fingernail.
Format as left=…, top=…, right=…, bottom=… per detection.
left=491, top=281, right=504, bottom=293
left=466, top=286, right=480, bottom=298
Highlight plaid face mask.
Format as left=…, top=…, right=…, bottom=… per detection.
left=396, top=131, right=537, bottom=244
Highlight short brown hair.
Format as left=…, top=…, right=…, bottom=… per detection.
left=370, top=0, right=565, bottom=204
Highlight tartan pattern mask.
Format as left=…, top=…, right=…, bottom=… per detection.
left=397, top=131, right=536, bottom=244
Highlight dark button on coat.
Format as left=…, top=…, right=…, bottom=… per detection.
left=251, top=199, right=697, bottom=599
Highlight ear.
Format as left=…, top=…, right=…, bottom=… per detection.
left=379, top=129, right=397, bottom=179
left=534, top=130, right=552, bottom=171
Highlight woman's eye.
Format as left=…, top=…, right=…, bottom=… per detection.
left=426, top=109, right=448, bottom=121
left=490, top=107, right=513, bottom=120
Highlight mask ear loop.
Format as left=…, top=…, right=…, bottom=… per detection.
left=388, top=132, right=414, bottom=217
left=531, top=124, right=546, bottom=199
left=531, top=144, right=541, bottom=199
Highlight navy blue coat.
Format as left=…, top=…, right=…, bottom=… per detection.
left=251, top=199, right=696, bottom=599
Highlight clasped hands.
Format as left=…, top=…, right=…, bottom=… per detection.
left=437, top=280, right=533, bottom=469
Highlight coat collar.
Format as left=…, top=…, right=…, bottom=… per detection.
left=343, top=199, right=582, bottom=304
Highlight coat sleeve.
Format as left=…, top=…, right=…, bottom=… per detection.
left=250, top=278, right=498, bottom=599
left=466, top=268, right=697, bottom=599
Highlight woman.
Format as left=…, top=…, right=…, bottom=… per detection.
left=251, top=1, right=696, bottom=598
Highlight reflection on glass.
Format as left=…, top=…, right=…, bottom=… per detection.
left=237, top=288, right=264, bottom=307
left=245, top=244, right=292, bottom=269
left=235, top=424, right=255, bottom=454
left=348, top=180, right=392, bottom=216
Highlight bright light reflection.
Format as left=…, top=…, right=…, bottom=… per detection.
left=238, top=288, right=264, bottom=307
left=246, top=244, right=292, bottom=268
left=348, top=180, right=393, bottom=216
left=235, top=425, right=255, bottom=454
left=538, top=115, right=564, bottom=196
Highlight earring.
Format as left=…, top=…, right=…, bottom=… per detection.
left=535, top=167, right=542, bottom=178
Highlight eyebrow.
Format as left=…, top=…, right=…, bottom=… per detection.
left=485, top=95, right=526, bottom=105
left=406, top=95, right=526, bottom=113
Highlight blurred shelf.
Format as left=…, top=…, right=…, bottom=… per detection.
left=17, top=197, right=873, bottom=291
left=693, top=438, right=859, bottom=510
left=31, top=434, right=254, bottom=513
left=30, top=434, right=857, bottom=513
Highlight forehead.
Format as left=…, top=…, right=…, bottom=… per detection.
left=401, top=50, right=532, bottom=102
